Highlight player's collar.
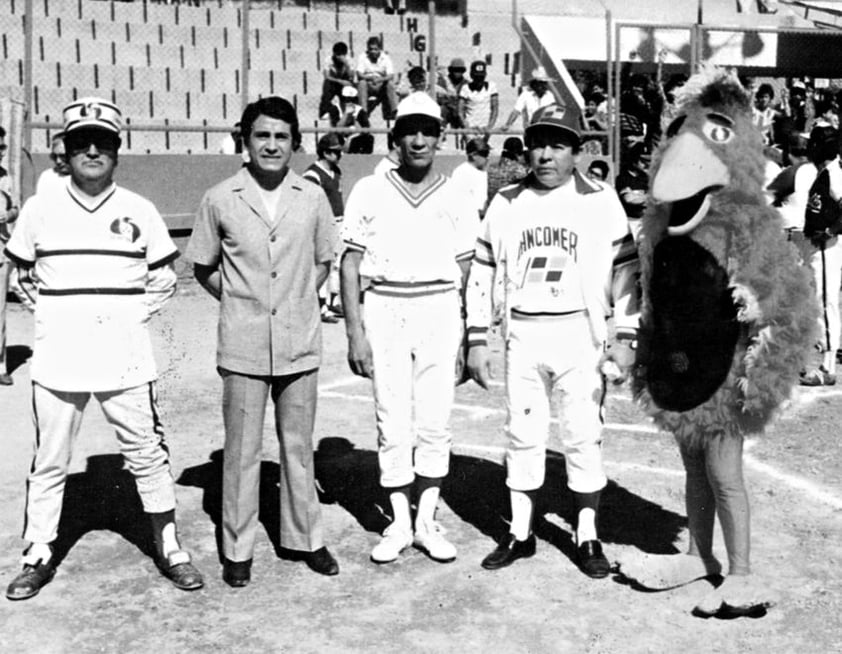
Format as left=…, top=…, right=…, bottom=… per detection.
left=385, top=169, right=447, bottom=208
left=66, top=181, right=117, bottom=213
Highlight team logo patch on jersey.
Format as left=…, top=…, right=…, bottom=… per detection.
left=521, top=254, right=567, bottom=285
left=110, top=217, right=141, bottom=243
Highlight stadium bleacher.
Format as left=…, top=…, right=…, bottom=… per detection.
left=0, top=0, right=522, bottom=154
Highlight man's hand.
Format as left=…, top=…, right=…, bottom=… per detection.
left=466, top=344, right=494, bottom=390
left=347, top=330, right=374, bottom=378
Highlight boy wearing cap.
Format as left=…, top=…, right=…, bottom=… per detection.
left=450, top=136, right=491, bottom=220
left=340, top=93, right=477, bottom=564
left=303, top=132, right=346, bottom=321
left=459, top=61, right=499, bottom=135
left=501, top=66, right=557, bottom=132
left=465, top=104, right=640, bottom=577
left=4, top=97, right=204, bottom=600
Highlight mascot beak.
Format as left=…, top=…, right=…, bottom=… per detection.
left=651, top=132, right=730, bottom=236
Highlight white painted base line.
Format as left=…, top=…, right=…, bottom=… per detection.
left=321, top=383, right=842, bottom=509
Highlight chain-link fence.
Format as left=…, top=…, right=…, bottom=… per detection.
left=0, top=0, right=529, bottom=155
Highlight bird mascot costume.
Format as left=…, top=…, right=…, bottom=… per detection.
left=617, top=69, right=818, bottom=617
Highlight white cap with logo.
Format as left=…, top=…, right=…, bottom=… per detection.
left=63, top=97, right=123, bottom=135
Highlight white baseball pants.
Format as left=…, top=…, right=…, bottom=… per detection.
left=504, top=313, right=608, bottom=494
left=23, top=382, right=176, bottom=544
left=364, top=289, right=461, bottom=488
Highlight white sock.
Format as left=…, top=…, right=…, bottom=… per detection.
left=22, top=542, right=53, bottom=566
left=160, top=523, right=180, bottom=557
left=576, top=508, right=597, bottom=544
left=416, top=487, right=440, bottom=531
left=510, top=490, right=533, bottom=541
left=389, top=491, right=412, bottom=532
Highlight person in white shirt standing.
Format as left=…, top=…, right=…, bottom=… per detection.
left=459, top=61, right=499, bottom=136
left=4, top=97, right=204, bottom=600
left=501, top=66, right=556, bottom=132
left=465, top=104, right=640, bottom=577
left=340, top=93, right=477, bottom=565
left=450, top=136, right=490, bottom=220
left=35, top=131, right=71, bottom=196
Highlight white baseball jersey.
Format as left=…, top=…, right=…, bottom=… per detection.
left=450, top=161, right=488, bottom=218
left=5, top=182, right=179, bottom=392
left=512, top=88, right=556, bottom=127
left=466, top=169, right=639, bottom=346
left=342, top=169, right=477, bottom=294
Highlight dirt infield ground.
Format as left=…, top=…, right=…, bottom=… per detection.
left=1, top=279, right=842, bottom=654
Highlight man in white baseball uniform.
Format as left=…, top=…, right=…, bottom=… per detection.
left=4, top=97, right=203, bottom=600
left=340, top=93, right=477, bottom=564
left=466, top=104, right=640, bottom=577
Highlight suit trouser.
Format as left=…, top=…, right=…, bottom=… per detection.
left=0, top=255, right=9, bottom=373
left=504, top=313, right=607, bottom=494
left=24, top=382, right=176, bottom=544
left=220, top=367, right=324, bottom=562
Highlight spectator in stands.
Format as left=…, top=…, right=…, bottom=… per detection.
left=384, top=0, right=406, bottom=14
left=581, top=92, right=609, bottom=155
left=768, top=132, right=809, bottom=229
left=615, top=141, right=649, bottom=239
left=586, top=159, right=610, bottom=183
left=813, top=98, right=839, bottom=130
left=436, top=58, right=467, bottom=129
left=459, top=60, right=499, bottom=136
left=486, top=136, right=528, bottom=207
left=752, top=83, right=779, bottom=146
left=501, top=66, right=556, bottom=132
left=356, top=36, right=398, bottom=121
left=319, top=42, right=356, bottom=122
left=450, top=136, right=490, bottom=220
left=334, top=87, right=374, bottom=154
left=0, top=125, right=19, bottom=387
left=219, top=122, right=242, bottom=155
left=399, top=66, right=428, bottom=100
left=36, top=132, right=70, bottom=196
left=619, top=84, right=650, bottom=155
left=303, top=132, right=346, bottom=323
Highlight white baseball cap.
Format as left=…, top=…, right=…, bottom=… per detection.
left=394, top=92, right=441, bottom=122
left=341, top=86, right=358, bottom=99
left=63, top=97, right=123, bottom=135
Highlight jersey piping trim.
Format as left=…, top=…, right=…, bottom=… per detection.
left=66, top=184, right=117, bottom=214
left=149, top=250, right=181, bottom=270
left=40, top=287, right=146, bottom=296
left=343, top=240, right=366, bottom=253
left=455, top=249, right=475, bottom=262
left=34, top=248, right=146, bottom=259
left=3, top=248, right=34, bottom=266
left=510, top=308, right=586, bottom=320
left=368, top=279, right=455, bottom=297
left=385, top=169, right=447, bottom=208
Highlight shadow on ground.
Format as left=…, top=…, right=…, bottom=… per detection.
left=52, top=454, right=154, bottom=566
left=177, top=438, right=686, bottom=570
left=6, top=344, right=32, bottom=375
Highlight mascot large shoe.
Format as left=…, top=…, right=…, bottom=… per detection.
left=618, top=68, right=818, bottom=618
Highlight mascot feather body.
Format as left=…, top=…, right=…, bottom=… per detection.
left=622, top=69, right=818, bottom=617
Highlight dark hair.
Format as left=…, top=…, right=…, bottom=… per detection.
left=407, top=66, right=426, bottom=84
left=756, top=83, right=774, bottom=100
left=332, top=42, right=348, bottom=56
left=240, top=96, right=301, bottom=149
left=366, top=36, right=382, bottom=49
left=587, top=159, right=610, bottom=177
left=808, top=125, right=840, bottom=164
left=502, top=136, right=524, bottom=157
left=587, top=92, right=605, bottom=105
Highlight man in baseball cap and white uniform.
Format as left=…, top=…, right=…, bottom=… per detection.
left=4, top=97, right=203, bottom=599
left=466, top=104, right=640, bottom=577
left=341, top=93, right=477, bottom=564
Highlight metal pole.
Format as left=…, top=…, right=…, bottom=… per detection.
left=24, top=0, right=33, bottom=153
left=241, top=0, right=250, bottom=118
left=605, top=10, right=613, bottom=170
left=427, top=0, right=436, bottom=95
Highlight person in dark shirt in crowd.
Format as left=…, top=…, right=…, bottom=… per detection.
left=615, top=141, right=649, bottom=239
left=319, top=42, right=356, bottom=122
left=485, top=136, right=529, bottom=208
left=586, top=159, right=610, bottom=183
left=436, top=58, right=467, bottom=129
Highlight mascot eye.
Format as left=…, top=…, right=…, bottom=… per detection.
left=702, top=119, right=734, bottom=144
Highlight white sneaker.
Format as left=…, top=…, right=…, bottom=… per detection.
left=413, top=521, right=457, bottom=563
left=371, top=523, right=413, bottom=563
